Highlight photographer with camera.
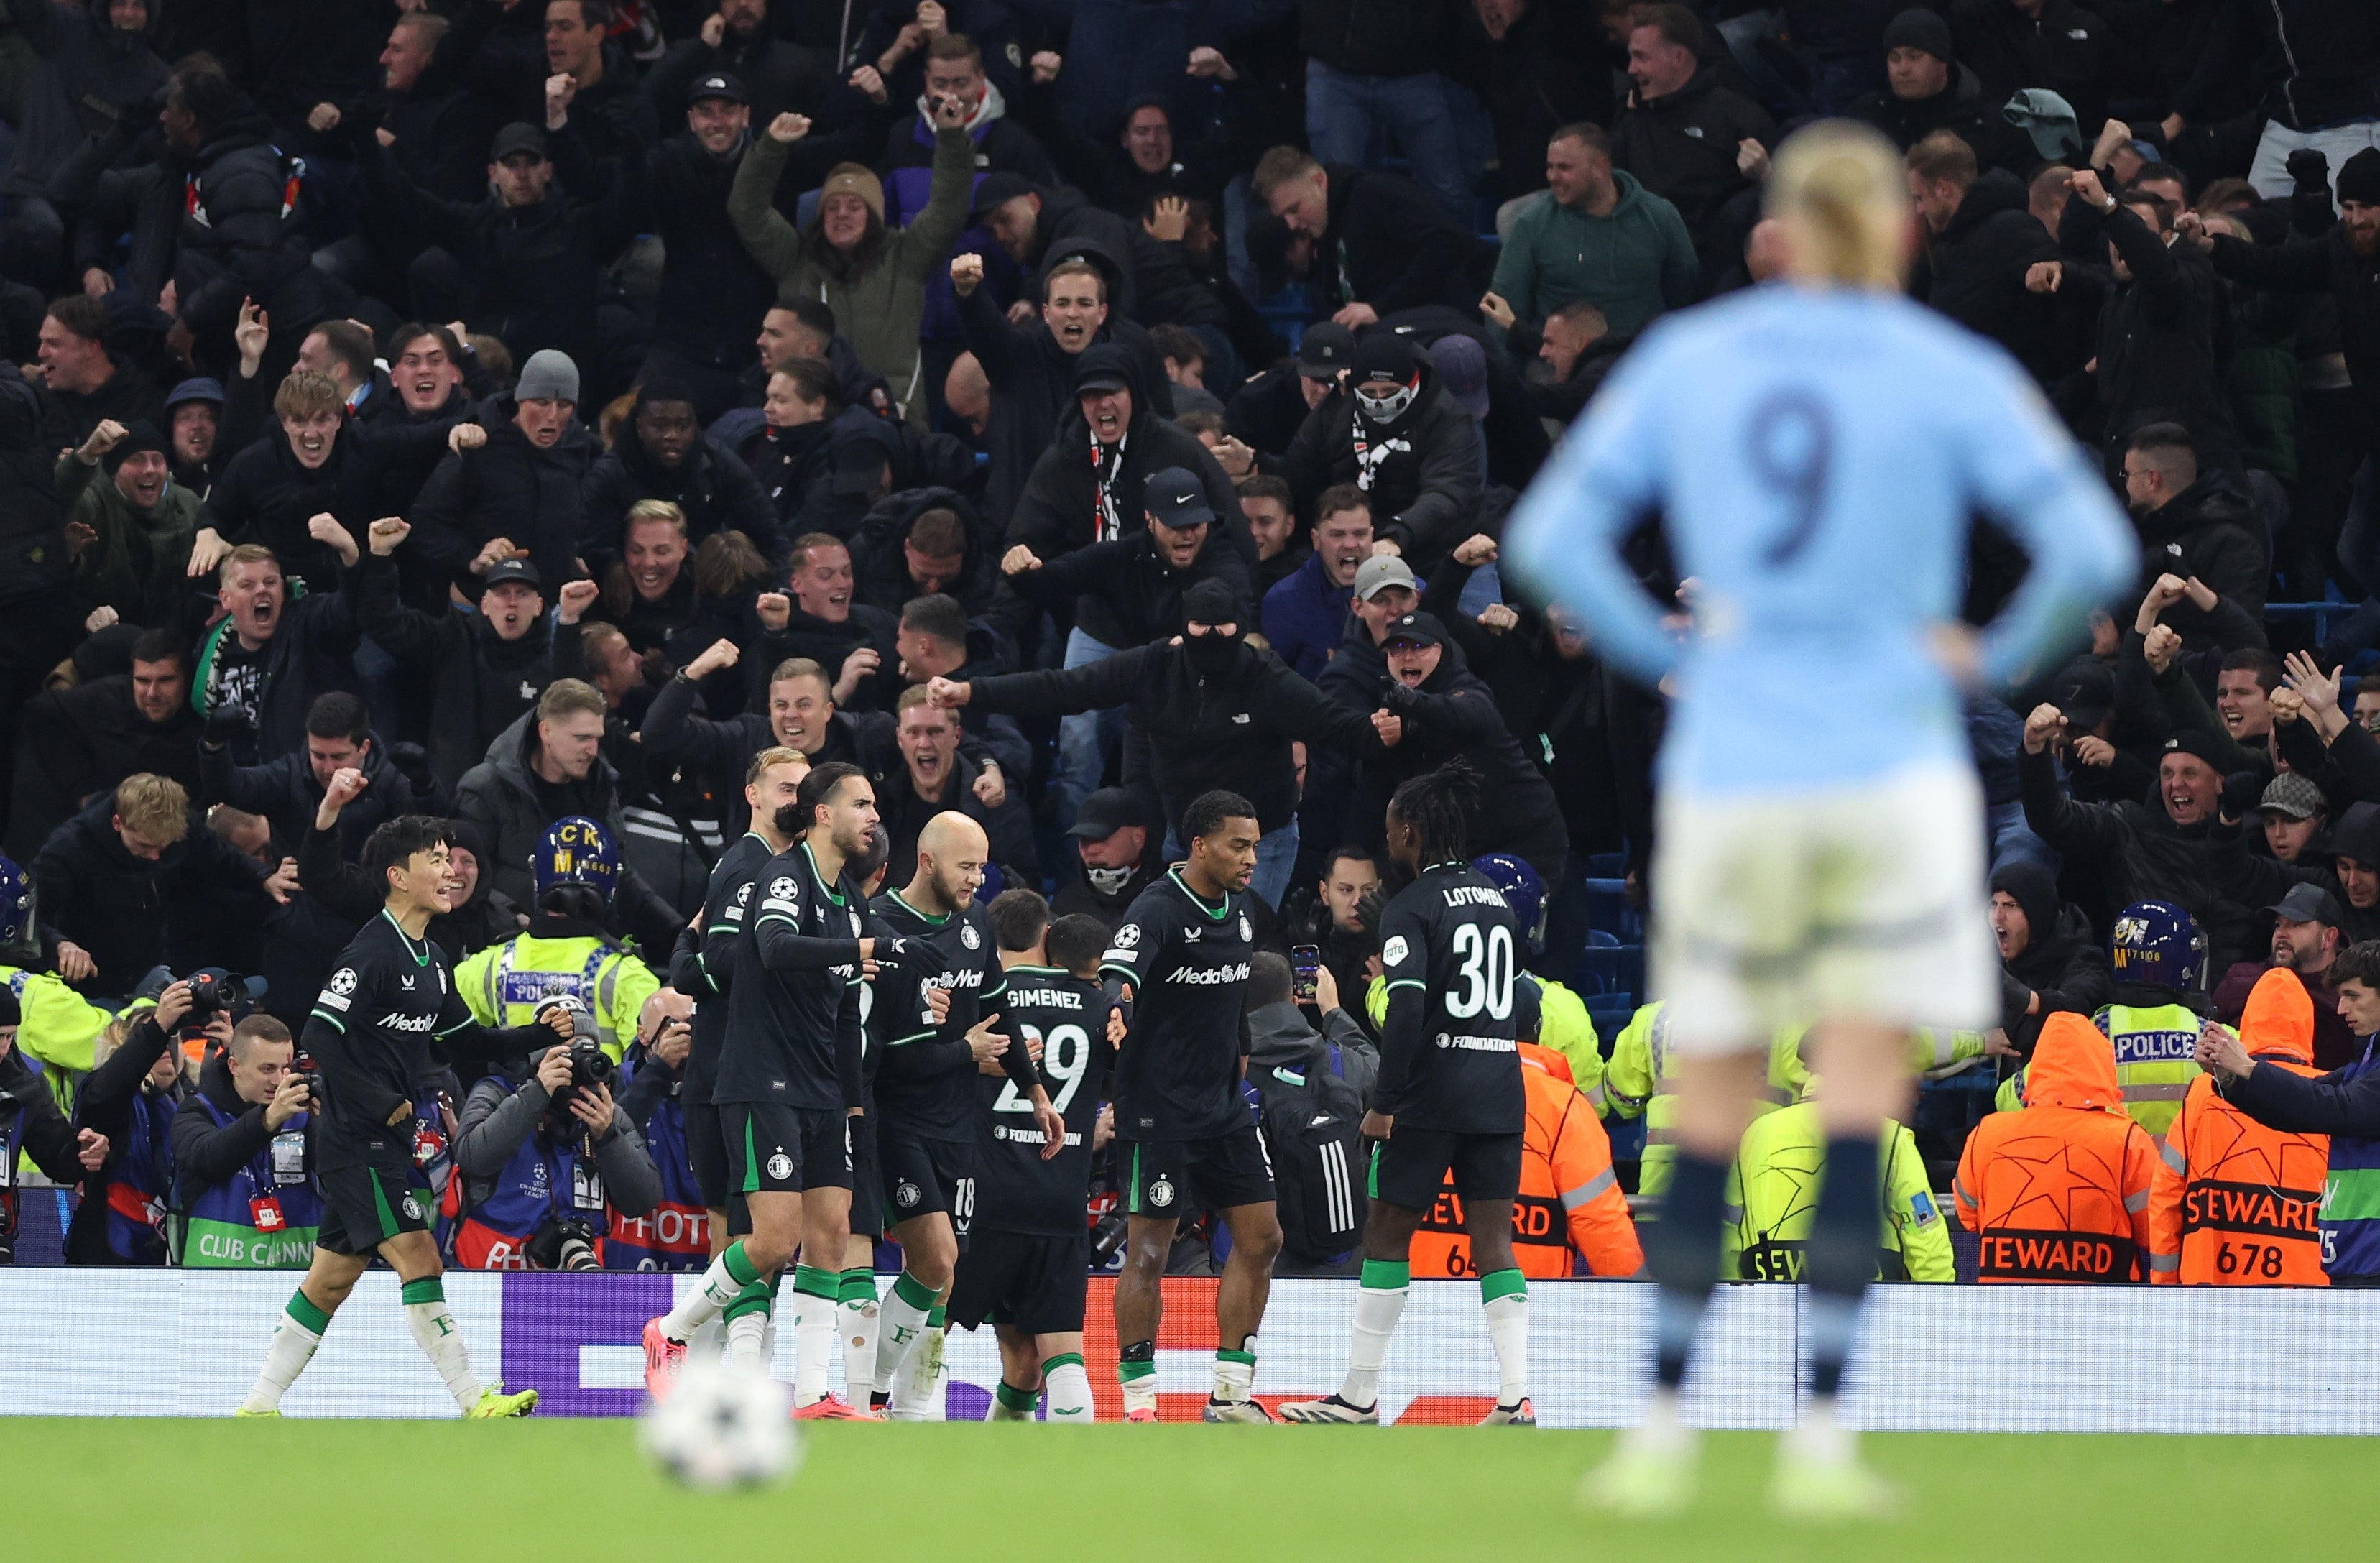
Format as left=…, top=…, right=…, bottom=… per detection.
left=606, top=992, right=706, bottom=1271
left=450, top=995, right=663, bottom=1271
left=58, top=977, right=205, bottom=1265
left=172, top=1013, right=323, bottom=1268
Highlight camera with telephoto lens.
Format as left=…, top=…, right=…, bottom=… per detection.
left=527, top=1214, right=603, bottom=1271
left=290, top=1048, right=324, bottom=1104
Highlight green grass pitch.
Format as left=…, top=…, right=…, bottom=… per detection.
left=12, top=1419, right=2374, bottom=1562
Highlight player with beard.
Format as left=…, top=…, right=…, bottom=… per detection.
left=865, top=813, right=1062, bottom=1417
left=643, top=762, right=916, bottom=1419
left=1102, top=789, right=1285, bottom=1421
left=237, top=815, right=572, bottom=1418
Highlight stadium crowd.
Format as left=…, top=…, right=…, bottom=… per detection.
left=0, top=0, right=2377, bottom=1301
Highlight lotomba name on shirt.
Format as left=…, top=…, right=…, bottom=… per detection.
left=1439, top=886, right=1510, bottom=910
left=1435, top=1033, right=1517, bottom=1052
left=1164, top=963, right=1251, bottom=986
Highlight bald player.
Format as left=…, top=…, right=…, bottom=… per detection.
left=866, top=813, right=1064, bottom=1417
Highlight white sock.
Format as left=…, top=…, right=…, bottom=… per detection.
left=725, top=1306, right=771, bottom=1373
left=241, top=1304, right=325, bottom=1414
left=839, top=1280, right=880, bottom=1401
left=894, top=1326, right=947, bottom=1419
left=873, top=1271, right=936, bottom=1397
left=686, top=1314, right=727, bottom=1363
left=761, top=1311, right=779, bottom=1372
left=1043, top=1356, right=1093, bottom=1422
left=1483, top=1291, right=1530, bottom=1406
left=1342, top=1280, right=1409, bottom=1408
left=662, top=1248, right=757, bottom=1340
left=793, top=1290, right=837, bottom=1404
left=1784, top=1396, right=1857, bottom=1466
left=1120, top=1365, right=1158, bottom=1418
left=1213, top=1342, right=1256, bottom=1402
left=405, top=1295, right=481, bottom=1411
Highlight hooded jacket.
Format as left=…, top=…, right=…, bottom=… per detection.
left=1281, top=376, right=1482, bottom=573
left=1846, top=61, right=2039, bottom=169
left=170, top=114, right=342, bottom=349
left=200, top=418, right=452, bottom=596
left=190, top=583, right=363, bottom=766
left=1608, top=66, right=1777, bottom=269
left=2134, top=476, right=2267, bottom=622
left=1361, top=656, right=1570, bottom=884
left=1955, top=1010, right=2158, bottom=1281
left=848, top=486, right=999, bottom=617
left=1490, top=171, right=1699, bottom=341
left=1, top=0, right=168, bottom=200
left=1015, top=179, right=1224, bottom=331
left=1911, top=169, right=2062, bottom=382
left=729, top=124, right=972, bottom=423
left=998, top=521, right=1254, bottom=654
left=966, top=635, right=1383, bottom=839
left=1950, top=0, right=2116, bottom=137
left=451, top=712, right=691, bottom=956
left=408, top=397, right=600, bottom=602
left=1005, top=343, right=1246, bottom=649
left=1991, top=860, right=2113, bottom=1052
left=60, top=452, right=200, bottom=631
left=2226, top=1031, right=2380, bottom=1280
left=2147, top=969, right=2329, bottom=1285
left=579, top=412, right=781, bottom=577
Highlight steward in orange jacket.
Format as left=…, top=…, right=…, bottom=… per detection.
left=1410, top=1043, right=1644, bottom=1279
left=2147, top=969, right=2330, bottom=1286
left=1954, top=1011, right=2157, bottom=1282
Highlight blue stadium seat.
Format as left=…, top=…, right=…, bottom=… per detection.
left=1604, top=1112, right=1646, bottom=1162
left=1583, top=992, right=1637, bottom=1042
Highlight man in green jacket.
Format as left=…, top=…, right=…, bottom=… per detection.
left=60, top=418, right=198, bottom=631
left=1482, top=123, right=1699, bottom=342
left=728, top=95, right=972, bottom=425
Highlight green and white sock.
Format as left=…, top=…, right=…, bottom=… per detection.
left=722, top=1278, right=775, bottom=1373
left=401, top=1276, right=481, bottom=1411
left=1342, top=1259, right=1410, bottom=1408
left=241, top=1289, right=330, bottom=1414
left=791, top=1265, right=841, bottom=1403
left=1043, top=1353, right=1092, bottom=1422
left=837, top=1268, right=880, bottom=1401
left=1214, top=1342, right=1257, bottom=1403
left=990, top=1380, right=1038, bottom=1421
left=1480, top=1268, right=1528, bottom=1406
left=872, top=1269, right=938, bottom=1396
left=663, top=1240, right=760, bottom=1340
left=1119, top=1346, right=1157, bottom=1416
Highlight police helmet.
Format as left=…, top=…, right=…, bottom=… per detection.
left=2108, top=900, right=2205, bottom=992
left=533, top=816, right=619, bottom=908
left=1471, top=852, right=1549, bottom=956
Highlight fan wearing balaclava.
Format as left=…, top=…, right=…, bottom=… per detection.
left=1278, top=331, right=1481, bottom=574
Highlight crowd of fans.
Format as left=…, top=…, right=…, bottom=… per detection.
left=0, top=0, right=2376, bottom=1289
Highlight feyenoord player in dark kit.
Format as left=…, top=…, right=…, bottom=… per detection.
left=239, top=816, right=571, bottom=1418
left=1102, top=790, right=1285, bottom=1422
left=1281, top=764, right=1534, bottom=1426
left=951, top=896, right=1123, bottom=1421
left=644, top=762, right=916, bottom=1419
left=867, top=812, right=1065, bottom=1418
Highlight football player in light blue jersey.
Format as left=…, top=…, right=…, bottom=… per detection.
left=1505, top=122, right=2134, bottom=1521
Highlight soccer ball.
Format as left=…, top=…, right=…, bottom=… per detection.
left=639, top=1360, right=801, bottom=1490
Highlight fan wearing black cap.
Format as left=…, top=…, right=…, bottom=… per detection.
left=1364, top=611, right=1569, bottom=889
left=929, top=576, right=1384, bottom=909
left=1279, top=331, right=1481, bottom=575
left=344, top=517, right=584, bottom=795
left=2207, top=883, right=2361, bottom=1070
left=638, top=70, right=790, bottom=424
left=2019, top=705, right=2262, bottom=974
left=998, top=465, right=1253, bottom=650
left=1225, top=321, right=1352, bottom=459
left=1051, top=786, right=1158, bottom=925
left=60, top=418, right=199, bottom=632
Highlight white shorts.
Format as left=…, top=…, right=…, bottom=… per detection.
left=1650, top=764, right=1996, bottom=1056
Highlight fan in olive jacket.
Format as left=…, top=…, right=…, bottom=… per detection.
left=727, top=99, right=973, bottom=423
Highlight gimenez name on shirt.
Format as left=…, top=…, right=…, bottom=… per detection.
left=1436, top=1033, right=1517, bottom=1052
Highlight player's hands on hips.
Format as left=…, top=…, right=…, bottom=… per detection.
left=1360, top=1110, right=1392, bottom=1140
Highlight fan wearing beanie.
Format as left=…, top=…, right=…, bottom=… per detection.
left=61, top=418, right=200, bottom=630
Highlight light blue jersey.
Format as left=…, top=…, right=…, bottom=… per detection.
left=1505, top=285, right=2135, bottom=794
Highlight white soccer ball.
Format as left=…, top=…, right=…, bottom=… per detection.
left=639, top=1360, right=801, bottom=1490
